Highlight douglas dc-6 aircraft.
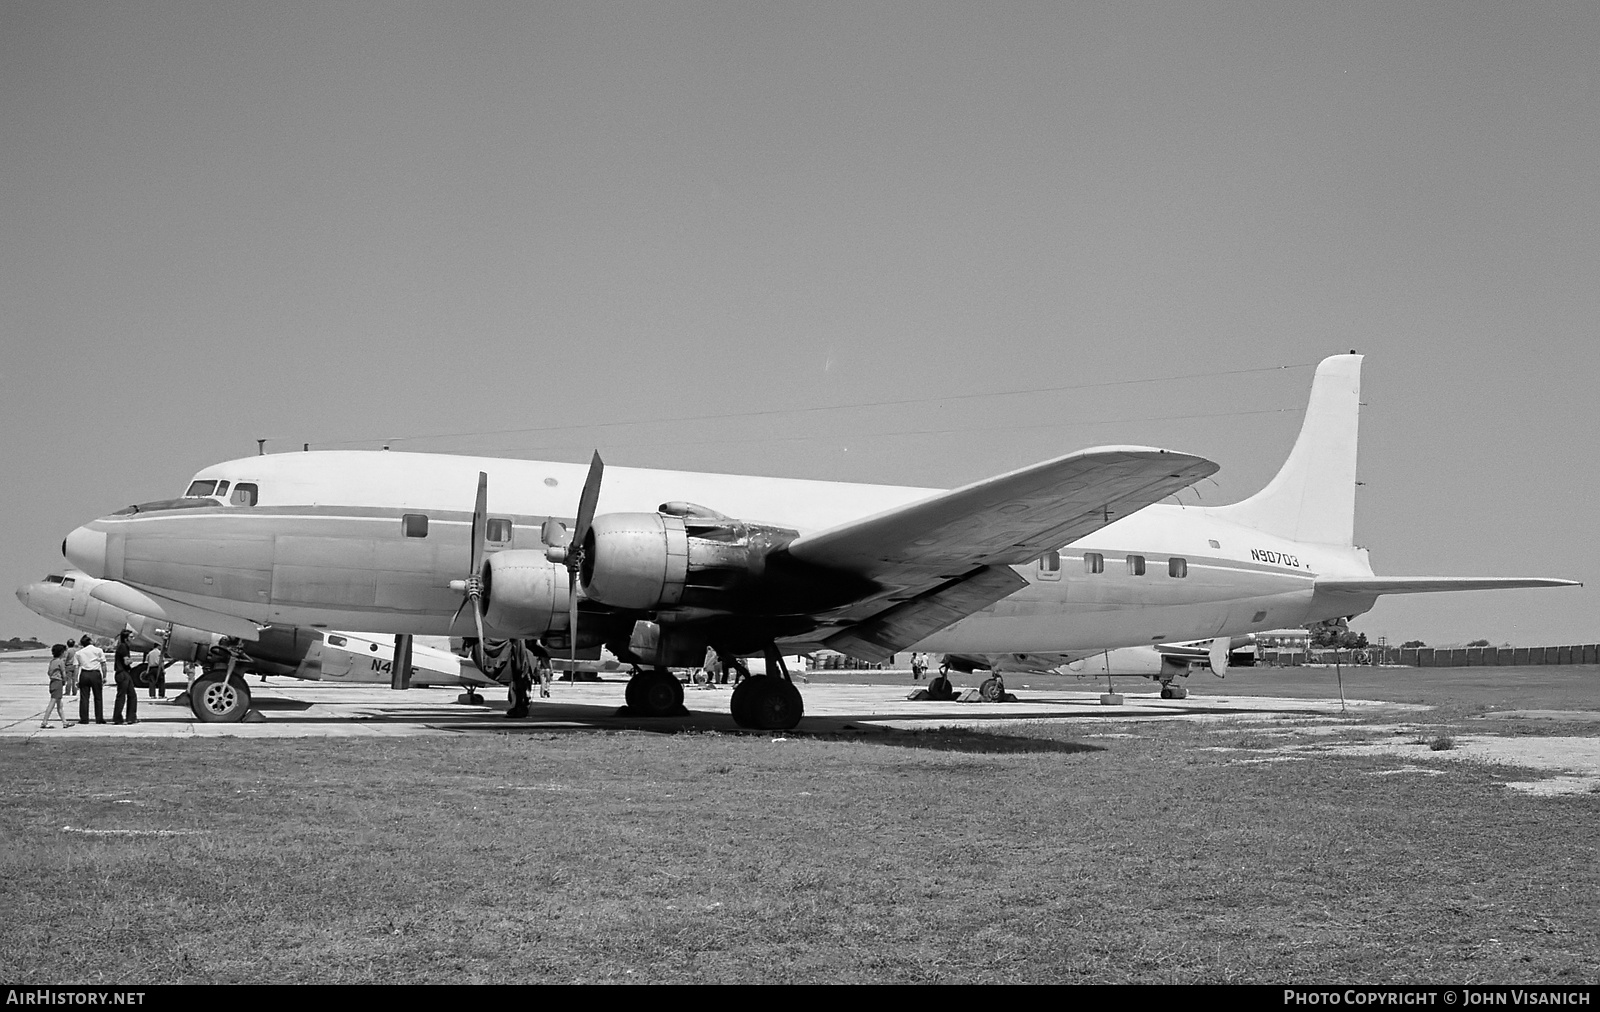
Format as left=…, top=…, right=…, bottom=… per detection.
left=61, top=355, right=1576, bottom=729
left=15, top=571, right=502, bottom=719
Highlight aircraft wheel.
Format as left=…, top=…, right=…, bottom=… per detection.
left=633, top=668, right=684, bottom=717
left=731, top=677, right=803, bottom=730
left=1170, top=685, right=1188, bottom=700
left=1160, top=686, right=1173, bottom=699
left=190, top=675, right=251, bottom=723
left=979, top=677, right=1002, bottom=702
left=624, top=671, right=646, bottom=712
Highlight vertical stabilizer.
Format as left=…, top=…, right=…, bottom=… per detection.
left=1211, top=354, right=1361, bottom=546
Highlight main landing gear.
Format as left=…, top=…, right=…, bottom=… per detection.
left=622, top=667, right=686, bottom=718
left=728, top=645, right=804, bottom=731
left=1158, top=681, right=1189, bottom=700
left=189, top=650, right=253, bottom=722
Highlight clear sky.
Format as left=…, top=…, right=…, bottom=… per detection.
left=2, top=2, right=1595, bottom=646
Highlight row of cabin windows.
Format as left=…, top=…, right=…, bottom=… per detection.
left=183, top=480, right=259, bottom=506
left=1038, top=551, right=1187, bottom=578
left=401, top=515, right=519, bottom=541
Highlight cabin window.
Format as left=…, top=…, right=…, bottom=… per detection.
left=185, top=480, right=217, bottom=497
left=1083, top=552, right=1104, bottom=574
left=1168, top=557, right=1188, bottom=578
left=486, top=518, right=513, bottom=543
left=1038, top=550, right=1061, bottom=581
left=402, top=513, right=429, bottom=538
left=326, top=634, right=347, bottom=647
left=230, top=483, right=259, bottom=506
left=1208, top=539, right=1220, bottom=549
left=1126, top=555, right=1146, bottom=576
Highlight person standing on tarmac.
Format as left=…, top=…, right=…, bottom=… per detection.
left=62, top=642, right=78, bottom=697
left=145, top=640, right=166, bottom=699
left=74, top=635, right=106, bottom=724
left=112, top=630, right=139, bottom=725
left=43, top=644, right=70, bottom=728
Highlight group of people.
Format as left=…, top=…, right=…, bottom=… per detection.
left=40, top=630, right=172, bottom=729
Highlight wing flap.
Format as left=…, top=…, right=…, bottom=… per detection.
left=1316, top=577, right=1580, bottom=597
left=821, top=566, right=1028, bottom=662
left=786, top=446, right=1218, bottom=582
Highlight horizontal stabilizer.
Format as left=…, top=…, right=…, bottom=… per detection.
left=90, top=582, right=261, bottom=641
left=1315, top=577, right=1580, bottom=597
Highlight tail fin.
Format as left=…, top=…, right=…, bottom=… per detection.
left=1210, top=354, right=1361, bottom=546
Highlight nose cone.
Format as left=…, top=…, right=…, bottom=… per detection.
left=14, top=585, right=27, bottom=609
left=64, top=526, right=108, bottom=578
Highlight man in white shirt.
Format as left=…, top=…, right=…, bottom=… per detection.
left=73, top=635, right=107, bottom=724
left=145, top=641, right=166, bottom=699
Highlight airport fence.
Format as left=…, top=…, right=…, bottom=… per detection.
left=1257, top=644, right=1600, bottom=667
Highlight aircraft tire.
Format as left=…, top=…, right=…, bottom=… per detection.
left=624, top=672, right=646, bottom=712
left=634, top=669, right=684, bottom=717
left=1160, top=686, right=1173, bottom=699
left=190, top=675, right=251, bottom=723
left=979, top=677, right=1002, bottom=702
left=729, top=678, right=756, bottom=726
left=731, top=677, right=803, bottom=730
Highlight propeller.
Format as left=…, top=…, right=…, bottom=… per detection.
left=546, top=452, right=604, bottom=678
left=448, top=471, right=490, bottom=655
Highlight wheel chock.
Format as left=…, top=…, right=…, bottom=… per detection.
left=242, top=708, right=267, bottom=723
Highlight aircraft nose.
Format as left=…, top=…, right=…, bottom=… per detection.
left=14, top=585, right=27, bottom=608
left=64, top=526, right=108, bottom=578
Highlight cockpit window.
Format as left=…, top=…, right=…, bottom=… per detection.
left=185, top=480, right=218, bottom=497
left=45, top=574, right=64, bottom=584
left=230, top=483, right=259, bottom=506
left=61, top=577, right=75, bottom=588
left=215, top=480, right=230, bottom=497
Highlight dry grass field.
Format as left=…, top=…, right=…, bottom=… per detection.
left=1, top=666, right=1596, bottom=984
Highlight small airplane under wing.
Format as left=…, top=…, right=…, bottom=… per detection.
left=89, top=580, right=261, bottom=641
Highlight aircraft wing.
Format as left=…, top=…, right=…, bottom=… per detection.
left=781, top=446, right=1218, bottom=660
left=90, top=581, right=261, bottom=641
left=787, top=446, right=1218, bottom=579
left=1315, top=577, right=1581, bottom=597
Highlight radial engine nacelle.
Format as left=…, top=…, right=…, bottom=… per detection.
left=576, top=508, right=801, bottom=614
left=481, top=550, right=572, bottom=637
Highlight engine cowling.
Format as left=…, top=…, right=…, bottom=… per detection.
left=579, top=513, right=688, bottom=611
left=579, top=510, right=800, bottom=613
left=482, top=549, right=571, bottom=637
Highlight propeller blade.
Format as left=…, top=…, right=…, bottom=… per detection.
left=469, top=471, right=488, bottom=577
left=571, top=451, right=604, bottom=559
